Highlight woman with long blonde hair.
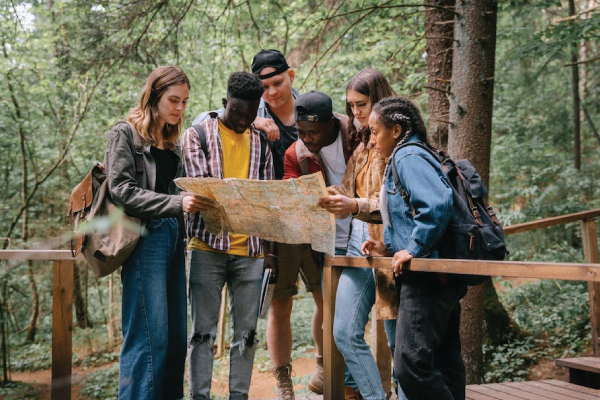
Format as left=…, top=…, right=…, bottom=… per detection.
left=105, top=66, right=204, bottom=400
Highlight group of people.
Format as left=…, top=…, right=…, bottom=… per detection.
left=105, top=49, right=468, bottom=400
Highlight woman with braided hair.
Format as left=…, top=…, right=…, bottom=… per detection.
left=319, top=69, right=408, bottom=400
left=362, top=96, right=468, bottom=400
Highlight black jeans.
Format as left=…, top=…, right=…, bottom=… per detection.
left=394, top=272, right=468, bottom=400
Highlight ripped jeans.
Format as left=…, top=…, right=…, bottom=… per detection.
left=187, top=250, right=263, bottom=400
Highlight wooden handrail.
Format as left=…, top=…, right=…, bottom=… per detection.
left=326, top=256, right=600, bottom=282
left=0, top=250, right=79, bottom=261
left=503, top=208, right=600, bottom=235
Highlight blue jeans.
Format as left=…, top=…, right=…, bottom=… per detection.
left=334, top=219, right=400, bottom=400
left=119, top=218, right=187, bottom=400
left=394, top=272, right=467, bottom=400
left=188, top=250, right=263, bottom=400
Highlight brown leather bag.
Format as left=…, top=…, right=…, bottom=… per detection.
left=67, top=125, right=144, bottom=277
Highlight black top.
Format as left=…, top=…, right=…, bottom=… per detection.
left=150, top=146, right=180, bottom=194
left=268, top=108, right=298, bottom=180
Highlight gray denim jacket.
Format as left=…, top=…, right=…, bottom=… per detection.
left=104, top=122, right=184, bottom=219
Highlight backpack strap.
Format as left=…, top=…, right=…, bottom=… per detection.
left=193, top=122, right=268, bottom=179
left=389, top=142, right=439, bottom=217
left=192, top=123, right=209, bottom=160
left=389, top=152, right=416, bottom=217
left=191, top=123, right=214, bottom=178
left=395, top=141, right=484, bottom=226
left=258, top=133, right=268, bottom=180
left=295, top=142, right=311, bottom=176
left=126, top=122, right=145, bottom=189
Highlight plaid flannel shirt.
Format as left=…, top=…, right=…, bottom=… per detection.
left=181, top=115, right=274, bottom=257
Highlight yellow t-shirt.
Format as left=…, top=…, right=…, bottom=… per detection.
left=189, top=119, right=251, bottom=256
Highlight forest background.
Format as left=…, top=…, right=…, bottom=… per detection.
left=0, top=0, right=599, bottom=398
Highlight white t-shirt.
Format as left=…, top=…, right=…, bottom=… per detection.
left=319, top=132, right=351, bottom=250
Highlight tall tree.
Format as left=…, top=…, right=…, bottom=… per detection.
left=425, top=0, right=455, bottom=152
left=448, top=0, right=498, bottom=384
left=569, top=0, right=581, bottom=170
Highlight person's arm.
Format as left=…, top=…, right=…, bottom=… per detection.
left=319, top=145, right=382, bottom=223
left=105, top=123, right=183, bottom=218
left=397, top=152, right=453, bottom=258
left=253, top=117, right=280, bottom=142
left=180, top=125, right=217, bottom=213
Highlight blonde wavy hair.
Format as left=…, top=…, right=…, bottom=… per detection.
left=127, top=66, right=190, bottom=150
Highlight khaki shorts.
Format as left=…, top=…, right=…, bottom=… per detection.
left=273, top=243, right=322, bottom=299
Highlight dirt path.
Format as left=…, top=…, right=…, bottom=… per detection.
left=10, top=366, right=87, bottom=400
left=8, top=356, right=316, bottom=399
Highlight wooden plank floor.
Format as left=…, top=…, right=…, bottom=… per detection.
left=256, top=381, right=599, bottom=400
left=466, top=379, right=600, bottom=399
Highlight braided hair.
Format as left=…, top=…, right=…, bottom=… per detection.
left=371, top=96, right=432, bottom=155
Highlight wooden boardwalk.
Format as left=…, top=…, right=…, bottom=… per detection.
left=466, top=379, right=600, bottom=399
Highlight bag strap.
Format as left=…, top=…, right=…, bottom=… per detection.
left=392, top=141, right=484, bottom=226
left=389, top=153, right=416, bottom=217
left=126, top=122, right=145, bottom=189
left=192, top=122, right=268, bottom=180
left=258, top=133, right=267, bottom=180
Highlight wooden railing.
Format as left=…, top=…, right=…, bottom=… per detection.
left=322, top=208, right=600, bottom=400
left=1, top=208, right=599, bottom=400
left=0, top=250, right=79, bottom=400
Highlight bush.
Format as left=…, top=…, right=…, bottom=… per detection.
left=484, top=279, right=591, bottom=382
left=0, top=381, right=37, bottom=400
left=9, top=343, right=52, bottom=372
left=80, top=364, right=119, bottom=400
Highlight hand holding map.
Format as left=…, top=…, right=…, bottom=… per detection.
left=174, top=172, right=336, bottom=255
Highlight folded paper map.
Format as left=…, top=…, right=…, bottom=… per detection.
left=174, top=172, right=335, bottom=255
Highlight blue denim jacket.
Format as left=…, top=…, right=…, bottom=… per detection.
left=383, top=136, right=453, bottom=258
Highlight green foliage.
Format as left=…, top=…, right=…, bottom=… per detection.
left=484, top=280, right=591, bottom=382
left=0, top=381, right=37, bottom=399
left=80, top=363, right=119, bottom=400
left=9, top=343, right=52, bottom=372
left=491, top=0, right=600, bottom=261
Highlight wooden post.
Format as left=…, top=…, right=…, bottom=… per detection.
left=371, top=317, right=392, bottom=395
left=323, top=256, right=345, bottom=400
left=581, top=219, right=600, bottom=355
left=52, top=260, right=73, bottom=400
left=216, top=286, right=228, bottom=358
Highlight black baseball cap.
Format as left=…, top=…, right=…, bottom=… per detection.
left=251, top=49, right=290, bottom=79
left=295, top=91, right=334, bottom=122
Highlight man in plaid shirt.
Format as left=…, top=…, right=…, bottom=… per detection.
left=182, top=71, right=274, bottom=400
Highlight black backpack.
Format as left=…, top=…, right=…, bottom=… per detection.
left=390, top=142, right=508, bottom=285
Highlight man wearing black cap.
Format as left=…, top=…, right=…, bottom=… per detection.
left=283, top=91, right=352, bottom=246
left=282, top=90, right=354, bottom=395
left=251, top=51, right=328, bottom=400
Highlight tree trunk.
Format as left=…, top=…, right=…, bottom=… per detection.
left=25, top=260, right=40, bottom=343
left=425, top=0, right=455, bottom=152
left=74, top=262, right=92, bottom=329
left=0, top=282, right=8, bottom=385
left=107, top=274, right=116, bottom=346
left=569, top=0, right=581, bottom=170
left=483, top=279, right=522, bottom=345
left=449, top=0, right=498, bottom=384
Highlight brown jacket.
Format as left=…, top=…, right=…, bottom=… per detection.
left=331, top=142, right=397, bottom=320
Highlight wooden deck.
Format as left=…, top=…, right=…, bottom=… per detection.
left=555, top=357, right=600, bottom=389
left=466, top=379, right=600, bottom=399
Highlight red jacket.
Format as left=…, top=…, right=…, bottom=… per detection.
left=283, top=113, right=351, bottom=182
